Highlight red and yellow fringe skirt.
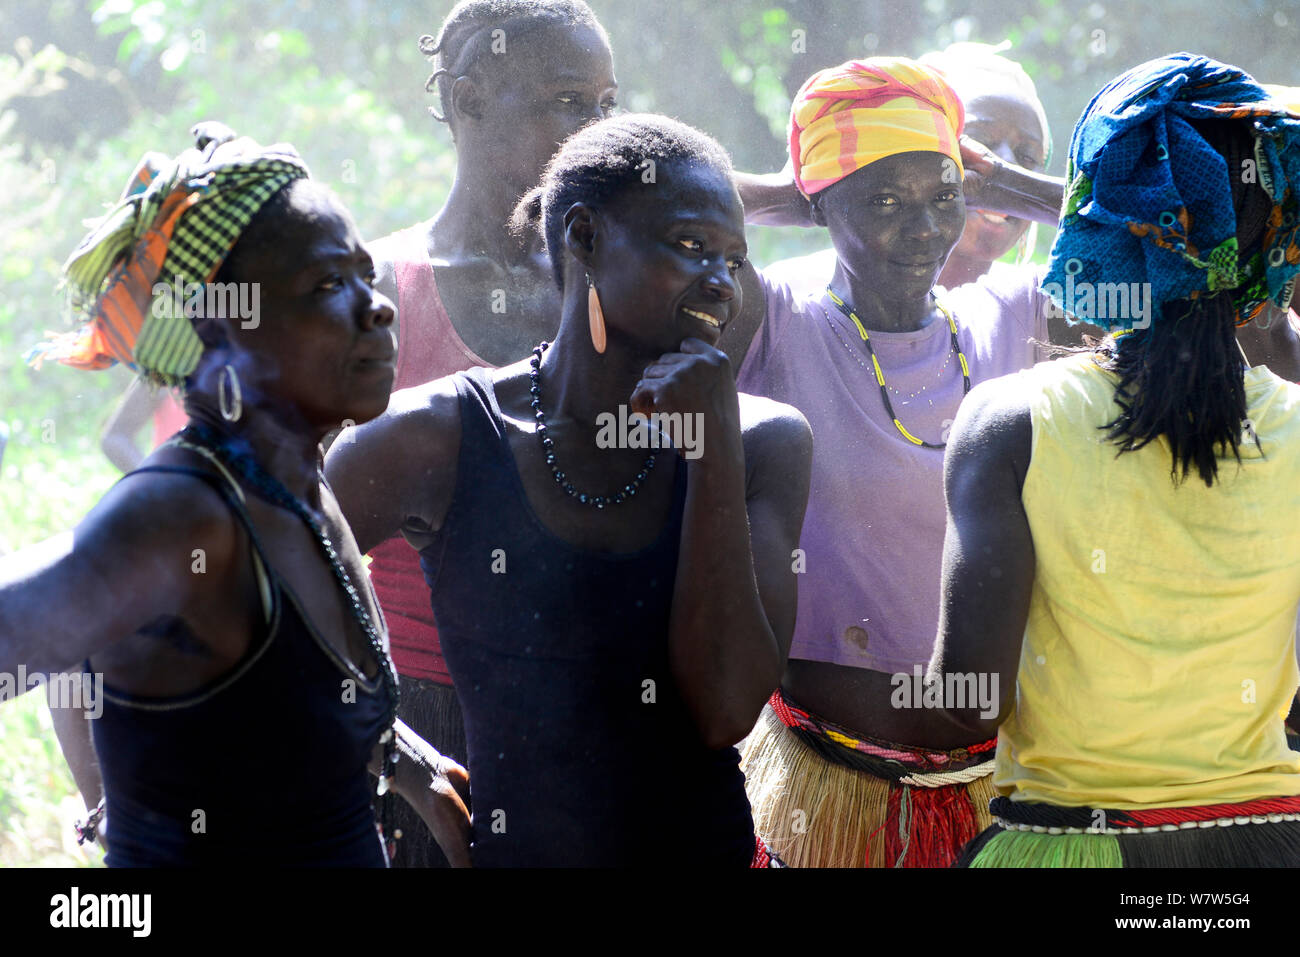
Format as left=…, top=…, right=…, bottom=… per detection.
left=739, top=689, right=997, bottom=867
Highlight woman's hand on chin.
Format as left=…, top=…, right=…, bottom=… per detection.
left=630, top=338, right=743, bottom=464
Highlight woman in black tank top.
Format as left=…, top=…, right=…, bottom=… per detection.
left=328, top=114, right=813, bottom=866
left=0, top=128, right=470, bottom=867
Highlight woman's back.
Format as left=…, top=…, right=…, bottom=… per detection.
left=1002, top=353, right=1300, bottom=807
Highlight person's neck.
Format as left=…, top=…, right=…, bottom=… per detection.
left=186, top=402, right=325, bottom=508
left=829, top=262, right=938, bottom=334
left=534, top=311, right=660, bottom=433
left=431, top=160, right=536, bottom=266
left=937, top=251, right=993, bottom=290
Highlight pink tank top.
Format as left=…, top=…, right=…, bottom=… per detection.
left=367, top=224, right=490, bottom=684
left=151, top=392, right=189, bottom=448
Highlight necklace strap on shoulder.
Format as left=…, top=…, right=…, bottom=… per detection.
left=165, top=437, right=248, bottom=505
left=159, top=436, right=273, bottom=624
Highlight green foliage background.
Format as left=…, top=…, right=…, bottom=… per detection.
left=1, top=0, right=1297, bottom=865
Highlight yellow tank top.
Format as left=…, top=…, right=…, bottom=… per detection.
left=996, top=353, right=1300, bottom=808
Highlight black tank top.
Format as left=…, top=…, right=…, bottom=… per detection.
left=90, top=464, right=391, bottom=867
left=421, top=367, right=754, bottom=867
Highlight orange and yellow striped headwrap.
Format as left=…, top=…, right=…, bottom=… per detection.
left=788, top=57, right=965, bottom=197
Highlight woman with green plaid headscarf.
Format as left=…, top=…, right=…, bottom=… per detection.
left=3, top=124, right=471, bottom=867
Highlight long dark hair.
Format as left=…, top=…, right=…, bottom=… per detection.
left=1096, top=119, right=1275, bottom=487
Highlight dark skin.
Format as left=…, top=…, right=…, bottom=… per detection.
left=725, top=139, right=1095, bottom=370
left=721, top=114, right=1300, bottom=747
left=2, top=183, right=471, bottom=864
left=327, top=160, right=813, bottom=751
left=938, top=87, right=1048, bottom=288
left=724, top=146, right=1082, bottom=745
left=907, top=373, right=1034, bottom=742
left=916, top=365, right=1300, bottom=743
left=370, top=23, right=618, bottom=367
left=724, top=152, right=989, bottom=745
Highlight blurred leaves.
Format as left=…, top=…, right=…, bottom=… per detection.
left=0, top=0, right=1296, bottom=865
left=0, top=692, right=104, bottom=867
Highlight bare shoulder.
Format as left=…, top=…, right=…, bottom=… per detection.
left=96, top=461, right=239, bottom=555
left=947, top=373, right=1035, bottom=482
left=737, top=391, right=813, bottom=449
left=386, top=374, right=464, bottom=436
left=325, top=373, right=466, bottom=544
left=953, top=373, right=1033, bottom=435
left=736, top=392, right=813, bottom=490
left=69, top=463, right=242, bottom=609
left=331, top=374, right=463, bottom=475
left=0, top=462, right=245, bottom=675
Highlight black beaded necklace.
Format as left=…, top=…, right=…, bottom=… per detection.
left=825, top=286, right=970, bottom=450
left=177, top=422, right=401, bottom=797
left=529, top=341, right=658, bottom=508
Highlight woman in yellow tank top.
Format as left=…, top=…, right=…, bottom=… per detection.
left=891, top=54, right=1300, bottom=866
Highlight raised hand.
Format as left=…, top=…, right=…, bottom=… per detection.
left=630, top=338, right=742, bottom=463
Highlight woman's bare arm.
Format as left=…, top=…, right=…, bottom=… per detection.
left=960, top=135, right=1064, bottom=226
left=48, top=685, right=104, bottom=814
left=734, top=161, right=815, bottom=228
left=100, top=380, right=163, bottom=473
left=0, top=473, right=240, bottom=682
left=633, top=343, right=812, bottom=749
left=923, top=377, right=1036, bottom=743
left=324, top=380, right=463, bottom=554
left=367, top=718, right=472, bottom=867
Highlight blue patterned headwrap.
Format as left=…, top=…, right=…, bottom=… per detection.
left=1042, top=53, right=1300, bottom=330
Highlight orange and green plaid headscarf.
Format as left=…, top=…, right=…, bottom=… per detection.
left=28, top=122, right=309, bottom=387
left=788, top=57, right=965, bottom=197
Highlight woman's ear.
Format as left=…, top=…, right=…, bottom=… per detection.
left=562, top=202, right=599, bottom=270
left=450, top=75, right=484, bottom=122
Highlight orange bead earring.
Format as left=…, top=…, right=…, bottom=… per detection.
left=587, top=274, right=607, bottom=354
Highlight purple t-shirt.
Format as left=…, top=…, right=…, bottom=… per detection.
left=738, top=266, right=1049, bottom=673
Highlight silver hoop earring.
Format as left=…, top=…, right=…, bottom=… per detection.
left=218, top=364, right=242, bottom=422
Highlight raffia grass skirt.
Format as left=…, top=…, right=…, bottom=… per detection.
left=740, top=704, right=996, bottom=868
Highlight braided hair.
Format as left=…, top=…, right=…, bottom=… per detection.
left=1096, top=119, right=1276, bottom=487
left=419, top=0, right=605, bottom=123
left=509, top=113, right=734, bottom=289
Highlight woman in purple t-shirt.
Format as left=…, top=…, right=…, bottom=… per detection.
left=721, top=57, right=1069, bottom=868
left=763, top=41, right=1053, bottom=303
